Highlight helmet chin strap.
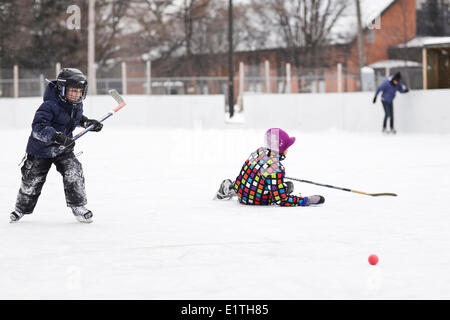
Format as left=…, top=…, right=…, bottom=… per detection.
left=67, top=96, right=82, bottom=104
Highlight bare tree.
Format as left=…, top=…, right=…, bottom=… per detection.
left=0, top=0, right=32, bottom=95
left=177, top=0, right=210, bottom=57
left=251, top=0, right=349, bottom=85
left=129, top=1, right=183, bottom=55
left=4, top=0, right=85, bottom=69
left=95, top=0, right=134, bottom=68
left=0, top=0, right=31, bottom=67
left=121, top=0, right=259, bottom=76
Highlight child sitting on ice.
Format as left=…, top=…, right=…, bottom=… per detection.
left=216, top=128, right=324, bottom=206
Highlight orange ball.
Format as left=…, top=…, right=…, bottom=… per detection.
left=368, top=254, right=379, bottom=265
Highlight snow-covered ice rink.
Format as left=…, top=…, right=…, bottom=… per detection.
left=1, top=127, right=450, bottom=299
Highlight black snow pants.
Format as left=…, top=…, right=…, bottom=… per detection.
left=15, top=152, right=87, bottom=215
left=382, top=100, right=394, bottom=130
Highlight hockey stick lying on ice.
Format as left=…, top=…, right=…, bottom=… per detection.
left=60, top=89, right=126, bottom=150
left=285, top=176, right=397, bottom=197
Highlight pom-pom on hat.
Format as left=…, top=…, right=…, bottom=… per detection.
left=265, top=128, right=296, bottom=154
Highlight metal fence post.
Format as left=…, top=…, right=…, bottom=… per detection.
left=337, top=63, right=343, bottom=93
left=121, top=61, right=127, bottom=95
left=0, top=63, right=2, bottom=97
left=239, top=62, right=244, bottom=95
left=146, top=60, right=152, bottom=95
left=39, top=74, right=45, bottom=96
left=265, top=60, right=270, bottom=93
left=13, top=65, right=19, bottom=98
left=286, top=63, right=291, bottom=93
left=88, top=0, right=97, bottom=95
left=238, top=62, right=245, bottom=111
left=56, top=62, right=61, bottom=78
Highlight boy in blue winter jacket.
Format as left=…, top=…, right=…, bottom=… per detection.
left=373, top=72, right=409, bottom=134
left=10, top=68, right=103, bottom=223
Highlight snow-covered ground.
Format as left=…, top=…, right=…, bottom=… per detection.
left=1, top=127, right=450, bottom=299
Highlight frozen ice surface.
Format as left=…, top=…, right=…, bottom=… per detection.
left=1, top=127, right=450, bottom=299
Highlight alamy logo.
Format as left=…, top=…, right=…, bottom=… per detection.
left=66, top=5, right=81, bottom=30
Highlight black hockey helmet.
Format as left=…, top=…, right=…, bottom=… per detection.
left=56, top=68, right=88, bottom=104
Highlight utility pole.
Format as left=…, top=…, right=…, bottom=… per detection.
left=0, top=36, right=3, bottom=96
left=228, top=0, right=234, bottom=117
left=355, top=0, right=366, bottom=89
left=88, top=0, right=97, bottom=94
left=0, top=54, right=2, bottom=97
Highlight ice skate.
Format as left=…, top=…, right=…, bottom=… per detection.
left=306, top=195, right=325, bottom=206
left=389, top=129, right=397, bottom=135
left=9, top=211, right=24, bottom=223
left=71, top=206, right=93, bottom=223
left=215, top=179, right=236, bottom=200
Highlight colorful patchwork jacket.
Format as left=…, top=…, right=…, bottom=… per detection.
left=233, top=147, right=308, bottom=206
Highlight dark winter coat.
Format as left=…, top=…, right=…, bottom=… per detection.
left=374, top=79, right=407, bottom=104
left=233, top=147, right=308, bottom=206
left=25, top=81, right=84, bottom=158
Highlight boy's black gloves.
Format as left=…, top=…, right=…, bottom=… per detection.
left=80, top=116, right=103, bottom=132
left=52, top=132, right=75, bottom=148
left=404, top=87, right=409, bottom=93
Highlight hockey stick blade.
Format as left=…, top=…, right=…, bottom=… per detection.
left=367, top=193, right=398, bottom=197
left=109, top=89, right=126, bottom=112
left=351, top=190, right=398, bottom=197
left=109, top=89, right=124, bottom=104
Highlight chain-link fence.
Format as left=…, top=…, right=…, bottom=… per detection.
left=0, top=68, right=56, bottom=98
left=96, top=76, right=229, bottom=95
left=0, top=62, right=423, bottom=98
left=373, top=67, right=423, bottom=89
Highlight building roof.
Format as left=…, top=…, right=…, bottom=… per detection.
left=330, top=0, right=396, bottom=44
left=396, top=36, right=450, bottom=48
left=368, top=59, right=422, bottom=69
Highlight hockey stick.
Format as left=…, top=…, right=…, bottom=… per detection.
left=285, top=176, right=397, bottom=197
left=59, top=89, right=126, bottom=150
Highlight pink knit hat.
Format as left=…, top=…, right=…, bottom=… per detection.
left=265, top=128, right=296, bottom=154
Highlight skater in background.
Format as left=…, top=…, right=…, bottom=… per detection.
left=373, top=71, right=409, bottom=134
left=216, top=128, right=324, bottom=207
left=10, top=68, right=103, bottom=223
